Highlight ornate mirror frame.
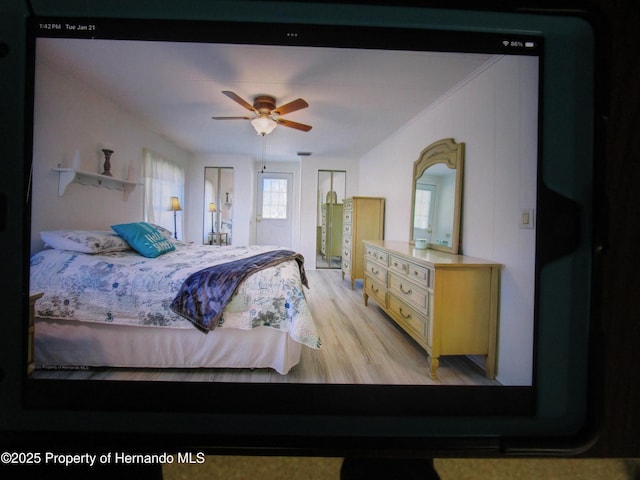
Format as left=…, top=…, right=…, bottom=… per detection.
left=410, top=138, right=464, bottom=254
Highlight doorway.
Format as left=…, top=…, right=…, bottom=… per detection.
left=256, top=172, right=294, bottom=247
left=317, top=170, right=346, bottom=269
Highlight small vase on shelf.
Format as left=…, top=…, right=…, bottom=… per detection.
left=101, top=149, right=114, bottom=177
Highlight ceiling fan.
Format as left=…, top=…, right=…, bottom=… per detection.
left=212, top=91, right=312, bottom=135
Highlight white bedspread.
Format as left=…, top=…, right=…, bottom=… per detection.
left=30, top=244, right=320, bottom=349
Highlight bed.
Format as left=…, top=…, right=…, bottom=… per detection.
left=29, top=224, right=320, bottom=375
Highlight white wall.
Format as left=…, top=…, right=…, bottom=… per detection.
left=31, top=59, right=193, bottom=254
left=358, top=55, right=539, bottom=386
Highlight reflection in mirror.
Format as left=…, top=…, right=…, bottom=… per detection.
left=410, top=138, right=464, bottom=254
left=204, top=167, right=234, bottom=245
left=413, top=165, right=456, bottom=247
left=317, top=170, right=346, bottom=269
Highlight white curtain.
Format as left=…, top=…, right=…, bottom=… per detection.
left=143, top=149, right=185, bottom=239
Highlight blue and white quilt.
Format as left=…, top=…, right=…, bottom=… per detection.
left=29, top=244, right=321, bottom=349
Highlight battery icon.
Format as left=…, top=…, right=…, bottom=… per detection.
left=525, top=41, right=535, bottom=48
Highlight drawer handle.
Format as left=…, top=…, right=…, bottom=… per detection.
left=393, top=261, right=408, bottom=273
left=399, top=284, right=412, bottom=295
left=370, top=267, right=379, bottom=275
left=399, top=307, right=412, bottom=320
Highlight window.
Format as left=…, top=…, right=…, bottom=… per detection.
left=143, top=149, right=185, bottom=238
left=261, top=178, right=288, bottom=220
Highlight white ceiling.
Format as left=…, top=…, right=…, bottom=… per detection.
left=38, top=38, right=494, bottom=162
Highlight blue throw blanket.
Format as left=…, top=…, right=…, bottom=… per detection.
left=170, top=249, right=308, bottom=332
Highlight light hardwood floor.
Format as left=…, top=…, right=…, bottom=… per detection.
left=32, top=269, right=499, bottom=386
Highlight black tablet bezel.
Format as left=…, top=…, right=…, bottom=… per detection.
left=0, top=0, right=605, bottom=454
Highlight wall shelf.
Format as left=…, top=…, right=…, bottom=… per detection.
left=52, top=168, right=142, bottom=200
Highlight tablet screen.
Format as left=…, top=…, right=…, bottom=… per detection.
left=4, top=1, right=597, bottom=449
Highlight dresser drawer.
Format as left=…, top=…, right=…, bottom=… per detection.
left=342, top=257, right=351, bottom=276
left=408, top=263, right=430, bottom=285
left=342, top=246, right=351, bottom=263
left=389, top=255, right=431, bottom=288
left=342, top=234, right=353, bottom=251
left=343, top=198, right=353, bottom=211
left=365, top=275, right=387, bottom=307
left=343, top=223, right=352, bottom=236
left=388, top=294, right=428, bottom=341
left=389, top=255, right=409, bottom=275
left=365, top=245, right=388, bottom=264
left=343, top=209, right=353, bottom=224
left=365, top=259, right=387, bottom=284
left=389, top=255, right=426, bottom=278
left=388, top=273, right=429, bottom=311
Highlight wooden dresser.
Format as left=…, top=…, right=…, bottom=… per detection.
left=362, top=240, right=500, bottom=380
left=320, top=203, right=343, bottom=259
left=341, top=197, right=385, bottom=289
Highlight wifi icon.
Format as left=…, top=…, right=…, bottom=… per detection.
left=502, top=40, right=510, bottom=46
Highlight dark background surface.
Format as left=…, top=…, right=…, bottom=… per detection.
left=585, top=0, right=640, bottom=457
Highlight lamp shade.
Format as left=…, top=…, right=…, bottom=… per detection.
left=251, top=116, right=277, bottom=135
left=169, top=196, right=182, bottom=211
left=209, top=202, right=217, bottom=213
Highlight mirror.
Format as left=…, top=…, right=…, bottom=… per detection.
left=204, top=167, right=234, bottom=245
left=316, top=170, right=346, bottom=269
left=410, top=138, right=464, bottom=254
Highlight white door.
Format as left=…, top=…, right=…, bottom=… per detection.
left=256, top=172, right=293, bottom=247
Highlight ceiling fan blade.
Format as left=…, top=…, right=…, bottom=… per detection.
left=276, top=118, right=312, bottom=132
left=273, top=98, right=308, bottom=116
left=222, top=91, right=256, bottom=112
left=211, top=116, right=252, bottom=120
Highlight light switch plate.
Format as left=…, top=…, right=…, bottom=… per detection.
left=520, top=208, right=535, bottom=229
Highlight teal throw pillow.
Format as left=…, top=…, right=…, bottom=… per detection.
left=111, top=222, right=176, bottom=258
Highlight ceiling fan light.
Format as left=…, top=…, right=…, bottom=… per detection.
left=251, top=116, right=278, bottom=135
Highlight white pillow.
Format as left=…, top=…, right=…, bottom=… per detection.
left=147, top=223, right=186, bottom=246
left=40, top=230, right=132, bottom=254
